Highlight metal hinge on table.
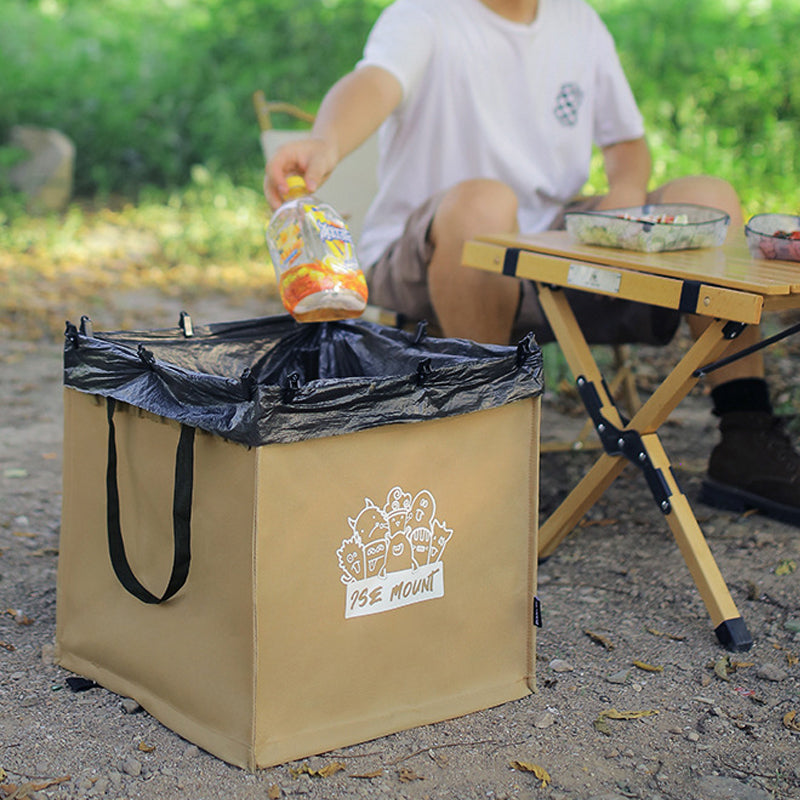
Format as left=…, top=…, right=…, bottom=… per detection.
left=575, top=375, right=676, bottom=515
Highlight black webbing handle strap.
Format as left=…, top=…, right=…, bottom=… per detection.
left=106, top=398, right=195, bottom=604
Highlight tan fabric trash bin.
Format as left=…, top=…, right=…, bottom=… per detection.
left=56, top=316, right=543, bottom=769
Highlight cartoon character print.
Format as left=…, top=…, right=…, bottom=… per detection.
left=336, top=535, right=365, bottom=584
left=337, top=487, right=452, bottom=584
left=349, top=500, right=389, bottom=579
left=428, top=520, right=453, bottom=563
left=382, top=487, right=413, bottom=573
left=408, top=490, right=437, bottom=568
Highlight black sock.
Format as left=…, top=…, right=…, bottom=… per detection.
left=711, top=378, right=772, bottom=416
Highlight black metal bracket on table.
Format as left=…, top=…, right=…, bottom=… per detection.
left=575, top=375, right=676, bottom=515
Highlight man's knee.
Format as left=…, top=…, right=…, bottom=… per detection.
left=432, top=179, right=518, bottom=244
left=650, top=175, right=743, bottom=227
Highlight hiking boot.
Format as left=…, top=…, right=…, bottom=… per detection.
left=700, top=411, right=800, bottom=527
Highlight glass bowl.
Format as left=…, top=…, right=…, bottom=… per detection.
left=565, top=203, right=730, bottom=253
left=745, top=213, right=800, bottom=262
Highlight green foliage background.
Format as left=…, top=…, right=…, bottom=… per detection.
left=0, top=0, right=385, bottom=195
left=0, top=0, right=798, bottom=215
left=591, top=0, right=799, bottom=215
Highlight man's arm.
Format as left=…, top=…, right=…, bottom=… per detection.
left=264, top=65, right=403, bottom=208
left=596, top=137, right=652, bottom=210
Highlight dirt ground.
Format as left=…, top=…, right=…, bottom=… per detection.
left=1, top=292, right=799, bottom=800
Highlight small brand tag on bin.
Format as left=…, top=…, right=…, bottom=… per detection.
left=533, top=596, right=543, bottom=628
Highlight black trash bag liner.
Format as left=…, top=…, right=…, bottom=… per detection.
left=64, top=314, right=543, bottom=447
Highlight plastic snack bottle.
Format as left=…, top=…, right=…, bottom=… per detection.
left=266, top=175, right=368, bottom=322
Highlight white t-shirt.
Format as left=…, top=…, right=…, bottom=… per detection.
left=356, top=0, right=644, bottom=268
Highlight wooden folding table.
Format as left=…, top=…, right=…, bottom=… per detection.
left=463, top=230, right=800, bottom=651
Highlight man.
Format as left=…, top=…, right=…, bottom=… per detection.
left=266, top=0, right=800, bottom=526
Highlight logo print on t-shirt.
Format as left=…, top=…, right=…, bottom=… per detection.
left=554, top=83, right=584, bottom=127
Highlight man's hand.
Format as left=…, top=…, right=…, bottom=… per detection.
left=264, top=138, right=338, bottom=210
left=263, top=65, right=403, bottom=210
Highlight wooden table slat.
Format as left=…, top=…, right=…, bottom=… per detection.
left=477, top=231, right=800, bottom=295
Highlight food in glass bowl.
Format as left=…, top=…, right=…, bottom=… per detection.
left=745, top=213, right=800, bottom=262
left=565, top=203, right=730, bottom=253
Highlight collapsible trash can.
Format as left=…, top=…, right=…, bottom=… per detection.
left=56, top=315, right=543, bottom=769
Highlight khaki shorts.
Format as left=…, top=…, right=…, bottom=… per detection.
left=366, top=191, right=681, bottom=346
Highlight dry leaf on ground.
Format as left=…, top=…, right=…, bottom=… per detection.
left=288, top=762, right=345, bottom=779
left=646, top=627, right=686, bottom=641
left=4, top=609, right=33, bottom=625
left=632, top=660, right=664, bottom=672
left=585, top=630, right=614, bottom=650
left=594, top=707, right=659, bottom=734
left=783, top=711, right=800, bottom=733
left=714, top=655, right=732, bottom=681
left=775, top=559, right=797, bottom=576
left=601, top=709, right=659, bottom=721
left=510, top=760, right=552, bottom=788
left=349, top=769, right=384, bottom=779
left=0, top=775, right=71, bottom=799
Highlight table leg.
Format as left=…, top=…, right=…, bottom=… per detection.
left=536, top=284, right=753, bottom=651
left=647, top=434, right=753, bottom=651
